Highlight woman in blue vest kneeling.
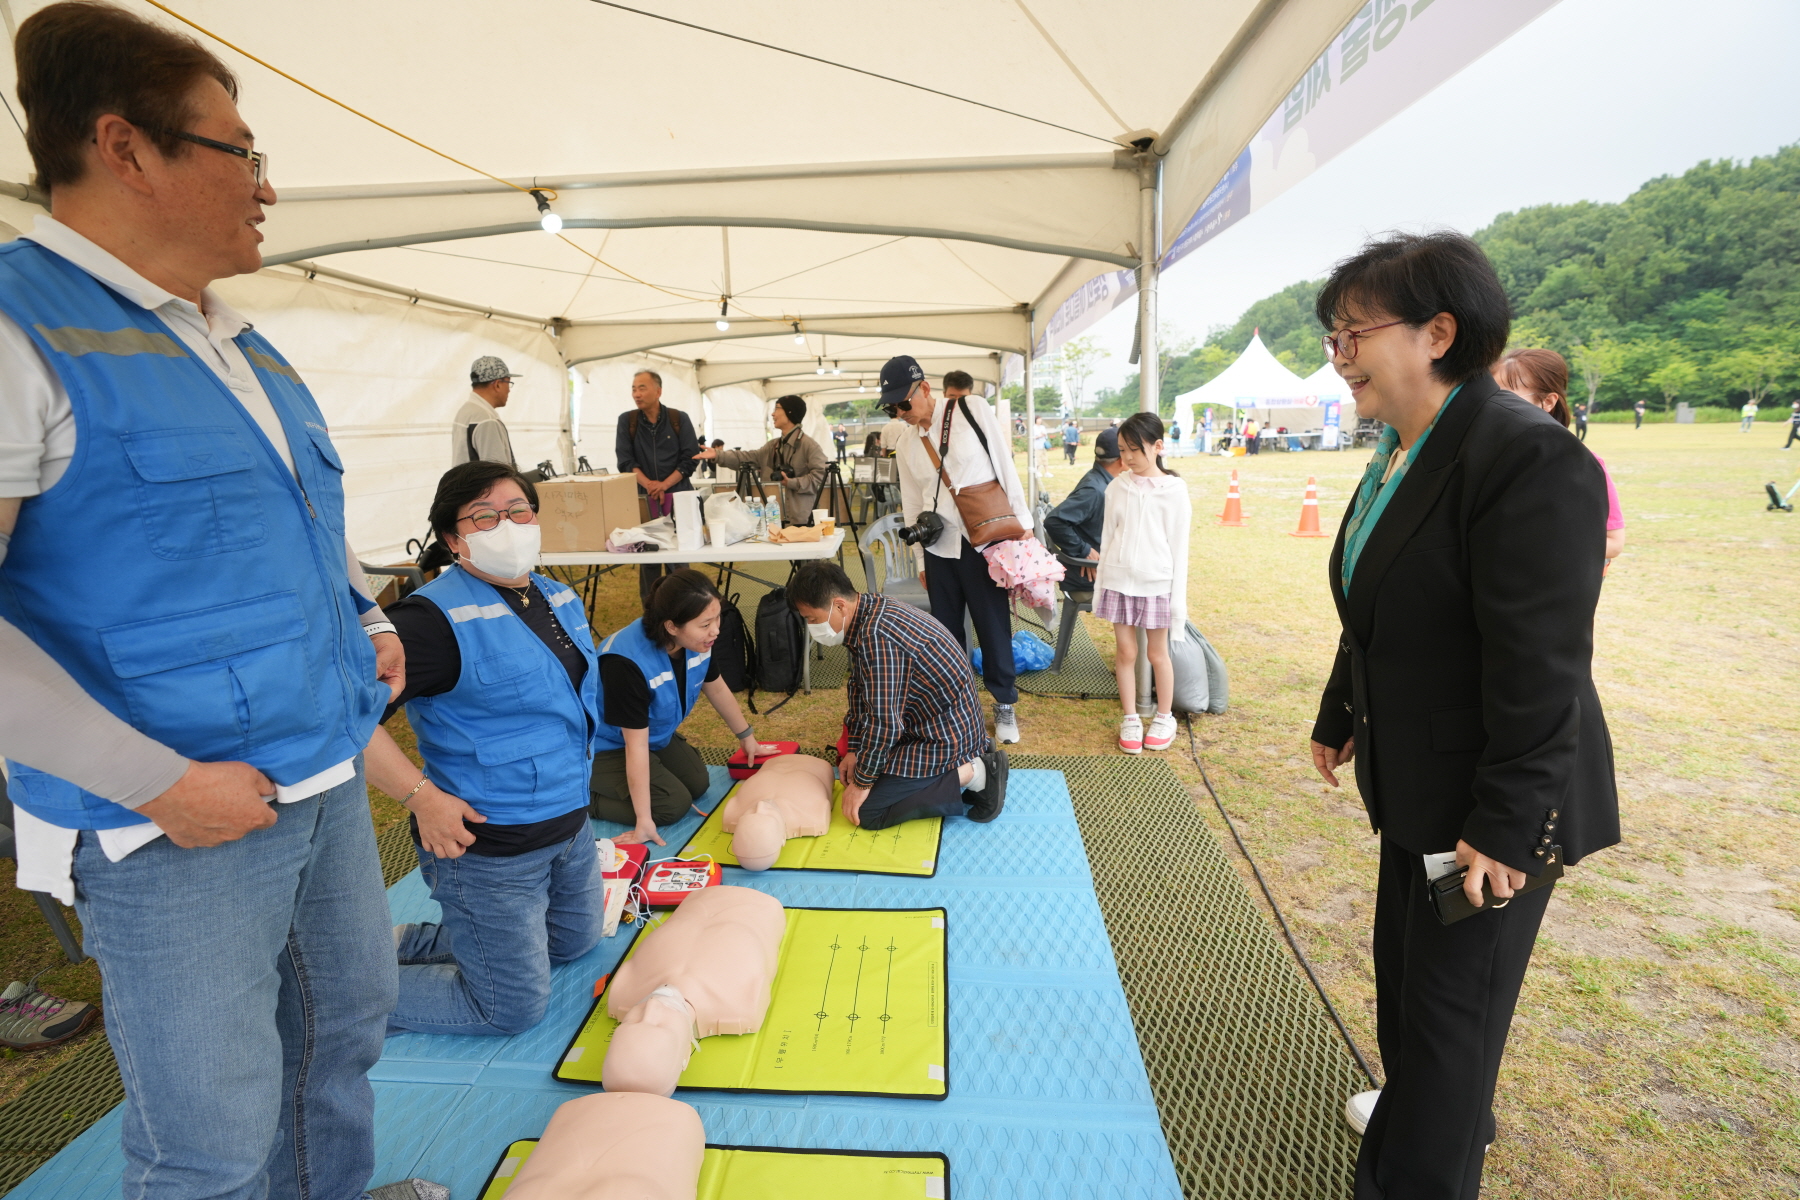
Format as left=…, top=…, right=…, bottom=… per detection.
left=588, top=569, right=761, bottom=846
left=367, top=461, right=605, bottom=1036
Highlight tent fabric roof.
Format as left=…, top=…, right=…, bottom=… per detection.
left=1174, top=333, right=1309, bottom=409
left=1298, top=361, right=1348, bottom=402
left=0, top=0, right=1365, bottom=376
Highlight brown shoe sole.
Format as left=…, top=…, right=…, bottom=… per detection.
left=0, top=1004, right=101, bottom=1052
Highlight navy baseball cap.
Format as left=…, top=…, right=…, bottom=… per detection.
left=878, top=355, right=926, bottom=409
left=1093, top=427, right=1120, bottom=460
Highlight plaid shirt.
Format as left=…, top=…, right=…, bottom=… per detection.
left=845, top=594, right=988, bottom=786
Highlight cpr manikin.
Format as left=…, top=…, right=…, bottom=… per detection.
left=504, top=1092, right=703, bottom=1200
left=719, top=754, right=834, bottom=870
left=602, top=885, right=787, bottom=1096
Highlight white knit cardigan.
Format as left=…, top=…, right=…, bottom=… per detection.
left=1092, top=471, right=1192, bottom=642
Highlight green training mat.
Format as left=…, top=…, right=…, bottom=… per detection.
left=555, top=907, right=949, bottom=1099
left=479, top=1139, right=951, bottom=1200
left=680, top=780, right=942, bottom=876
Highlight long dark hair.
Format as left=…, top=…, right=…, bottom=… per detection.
left=1117, top=412, right=1176, bottom=476
left=644, top=568, right=722, bottom=650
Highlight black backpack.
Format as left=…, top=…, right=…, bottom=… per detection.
left=754, top=587, right=805, bottom=700
left=712, top=591, right=755, bottom=695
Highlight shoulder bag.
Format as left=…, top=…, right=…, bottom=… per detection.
left=921, top=396, right=1025, bottom=546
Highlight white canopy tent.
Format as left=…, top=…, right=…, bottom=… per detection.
left=1173, top=332, right=1308, bottom=439
left=0, top=0, right=1376, bottom=555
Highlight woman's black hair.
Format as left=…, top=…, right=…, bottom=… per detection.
left=428, top=460, right=540, bottom=541
left=775, top=395, right=806, bottom=424
left=1117, top=411, right=1176, bottom=476
left=643, top=568, right=722, bottom=650
left=1314, top=230, right=1511, bottom=384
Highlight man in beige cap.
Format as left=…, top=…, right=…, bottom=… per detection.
left=452, top=355, right=519, bottom=467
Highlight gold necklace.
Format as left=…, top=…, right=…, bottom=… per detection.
left=502, top=582, right=531, bottom=608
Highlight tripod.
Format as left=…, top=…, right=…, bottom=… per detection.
left=816, top=461, right=862, bottom=571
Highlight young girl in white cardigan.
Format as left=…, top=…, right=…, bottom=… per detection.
left=1094, top=412, right=1191, bottom=753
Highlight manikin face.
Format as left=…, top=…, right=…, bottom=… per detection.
left=665, top=598, right=722, bottom=655
left=1327, top=306, right=1456, bottom=425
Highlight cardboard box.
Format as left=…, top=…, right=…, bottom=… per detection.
left=537, top=474, right=640, bottom=552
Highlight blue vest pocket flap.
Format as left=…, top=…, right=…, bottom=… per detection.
left=475, top=653, right=535, bottom=684
left=100, top=591, right=309, bottom=678
left=305, top=424, right=346, bottom=472
left=122, top=428, right=256, bottom=481
left=475, top=724, right=571, bottom=766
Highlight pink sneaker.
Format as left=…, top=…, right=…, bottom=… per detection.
left=1118, top=714, right=1143, bottom=754
left=1144, top=712, right=1177, bottom=751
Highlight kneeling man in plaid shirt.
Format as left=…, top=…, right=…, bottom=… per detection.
left=788, top=562, right=1007, bottom=827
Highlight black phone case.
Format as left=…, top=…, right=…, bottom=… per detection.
left=1428, top=852, right=1563, bottom=925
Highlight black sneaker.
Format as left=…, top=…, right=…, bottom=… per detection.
left=966, top=749, right=1007, bottom=823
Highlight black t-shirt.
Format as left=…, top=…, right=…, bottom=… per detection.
left=384, top=579, right=591, bottom=857
left=600, top=622, right=723, bottom=731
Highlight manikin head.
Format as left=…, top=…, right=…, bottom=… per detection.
left=602, top=986, right=695, bottom=1097
left=732, top=801, right=787, bottom=872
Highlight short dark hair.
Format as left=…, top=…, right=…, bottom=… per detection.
left=1315, top=231, right=1511, bottom=384
left=633, top=369, right=663, bottom=387
left=428, top=461, right=540, bottom=540
left=643, top=568, right=721, bottom=650
left=710, top=438, right=725, bottom=447
left=775, top=395, right=806, bottom=424
left=788, top=562, right=856, bottom=612
left=942, top=370, right=974, bottom=392
left=16, top=2, right=239, bottom=192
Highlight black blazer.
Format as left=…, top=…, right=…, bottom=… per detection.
left=1311, top=373, right=1619, bottom=875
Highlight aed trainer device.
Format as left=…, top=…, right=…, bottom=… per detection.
left=641, top=858, right=722, bottom=907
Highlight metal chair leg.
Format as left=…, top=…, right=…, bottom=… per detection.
left=31, top=891, right=84, bottom=963
left=1052, top=594, right=1081, bottom=673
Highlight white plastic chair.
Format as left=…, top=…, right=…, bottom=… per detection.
left=859, top=513, right=931, bottom=609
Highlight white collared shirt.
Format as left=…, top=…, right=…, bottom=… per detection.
left=895, top=394, right=1032, bottom=561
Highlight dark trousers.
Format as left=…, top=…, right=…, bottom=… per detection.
left=1358, top=838, right=1553, bottom=1200
left=1246, top=435, right=1260, bottom=454
left=1786, top=423, right=1800, bottom=448
left=925, top=538, right=1018, bottom=704
left=1575, top=421, right=1588, bottom=442
left=860, top=768, right=967, bottom=830
left=1063, top=443, right=1077, bottom=464
left=589, top=731, right=710, bottom=826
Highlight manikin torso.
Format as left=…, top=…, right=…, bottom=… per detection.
left=504, top=1092, right=704, bottom=1200
left=602, top=885, right=787, bottom=1095
left=719, top=754, right=834, bottom=870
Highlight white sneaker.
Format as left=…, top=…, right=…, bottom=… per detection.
left=993, top=703, right=1020, bottom=745
left=1144, top=712, right=1177, bottom=752
left=1118, top=714, right=1144, bottom=754
left=1345, top=1089, right=1379, bottom=1135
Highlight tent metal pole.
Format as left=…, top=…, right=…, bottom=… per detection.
left=1137, top=154, right=1161, bottom=414
left=1023, top=310, right=1037, bottom=516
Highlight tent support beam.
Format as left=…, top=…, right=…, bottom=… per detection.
left=263, top=217, right=1138, bottom=271
left=1136, top=154, right=1161, bottom=414
left=272, top=260, right=553, bottom=327
left=1024, top=309, right=1037, bottom=517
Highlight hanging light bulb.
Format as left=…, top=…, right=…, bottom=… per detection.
left=832, top=361, right=841, bottom=375
left=791, top=322, right=805, bottom=345
left=858, top=382, right=866, bottom=393
left=715, top=299, right=731, bottom=333
left=815, top=359, right=826, bottom=375
left=530, top=189, right=561, bottom=233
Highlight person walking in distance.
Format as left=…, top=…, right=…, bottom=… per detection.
left=1062, top=416, right=1080, bottom=465
left=1785, top=400, right=1800, bottom=449
left=1634, top=398, right=1646, bottom=429
left=1740, top=397, right=1759, bottom=432
left=1094, top=414, right=1191, bottom=754
left=1572, top=399, right=1588, bottom=442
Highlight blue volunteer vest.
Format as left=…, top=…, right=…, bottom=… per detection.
left=0, top=240, right=384, bottom=829
left=592, top=617, right=711, bottom=753
left=405, top=566, right=600, bottom=824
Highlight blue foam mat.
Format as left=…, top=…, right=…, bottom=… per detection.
left=11, top=768, right=1179, bottom=1200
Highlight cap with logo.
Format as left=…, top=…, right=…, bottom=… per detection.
left=1093, top=427, right=1121, bottom=461
left=878, top=355, right=926, bottom=409
left=470, top=355, right=520, bottom=386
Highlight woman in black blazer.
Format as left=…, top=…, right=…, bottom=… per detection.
left=1308, top=232, right=1618, bottom=1200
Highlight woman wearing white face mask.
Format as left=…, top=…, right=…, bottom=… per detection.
left=365, top=462, right=606, bottom=1038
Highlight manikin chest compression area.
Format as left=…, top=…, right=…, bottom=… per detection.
left=601, top=886, right=787, bottom=1096
left=718, top=755, right=834, bottom=871
left=502, top=1093, right=704, bottom=1200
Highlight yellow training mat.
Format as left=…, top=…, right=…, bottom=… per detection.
left=554, top=907, right=949, bottom=1099
left=680, top=780, right=942, bottom=876
left=479, top=1140, right=951, bottom=1200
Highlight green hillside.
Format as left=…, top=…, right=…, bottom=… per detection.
left=1132, top=144, right=1799, bottom=414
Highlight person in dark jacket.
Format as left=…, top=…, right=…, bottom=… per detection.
left=614, top=369, right=699, bottom=606
left=1307, top=232, right=1618, bottom=1200
left=1042, top=427, right=1123, bottom=576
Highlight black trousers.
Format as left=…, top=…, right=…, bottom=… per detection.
left=1786, top=423, right=1800, bottom=448
left=860, top=768, right=967, bottom=830
left=1575, top=420, right=1588, bottom=442
left=924, top=538, right=1017, bottom=704
left=1357, top=837, right=1553, bottom=1200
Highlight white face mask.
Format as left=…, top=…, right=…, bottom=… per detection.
left=460, top=520, right=540, bottom=580
left=806, top=606, right=846, bottom=647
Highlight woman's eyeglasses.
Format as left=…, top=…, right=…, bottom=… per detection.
left=457, top=502, right=536, bottom=532
left=1322, top=320, right=1404, bottom=361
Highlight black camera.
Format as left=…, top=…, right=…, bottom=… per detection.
left=897, top=510, right=945, bottom=547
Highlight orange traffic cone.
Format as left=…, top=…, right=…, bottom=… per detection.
left=1218, top=470, right=1246, bottom=526
left=1290, top=476, right=1326, bottom=538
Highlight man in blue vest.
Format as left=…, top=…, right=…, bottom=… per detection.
left=0, top=6, right=437, bottom=1199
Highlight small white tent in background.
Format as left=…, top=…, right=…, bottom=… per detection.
left=1173, top=333, right=1308, bottom=446
left=1298, top=361, right=1349, bottom=448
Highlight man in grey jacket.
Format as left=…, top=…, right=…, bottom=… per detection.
left=694, top=394, right=828, bottom=525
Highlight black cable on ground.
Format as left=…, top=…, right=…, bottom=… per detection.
left=1183, top=714, right=1381, bottom=1091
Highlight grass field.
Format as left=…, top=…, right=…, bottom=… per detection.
left=3, top=420, right=1797, bottom=1197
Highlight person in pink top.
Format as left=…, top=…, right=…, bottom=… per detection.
left=1494, top=349, right=1625, bottom=567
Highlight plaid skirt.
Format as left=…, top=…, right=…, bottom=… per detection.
left=1095, top=587, right=1173, bottom=629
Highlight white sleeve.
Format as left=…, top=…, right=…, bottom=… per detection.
left=0, top=313, right=66, bottom=499
left=896, top=440, right=927, bottom=573
left=1093, top=481, right=1118, bottom=595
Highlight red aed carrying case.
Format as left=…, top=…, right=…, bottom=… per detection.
left=726, top=740, right=800, bottom=779
left=640, top=858, right=722, bottom=907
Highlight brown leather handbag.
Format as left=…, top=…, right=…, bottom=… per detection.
left=921, top=397, right=1025, bottom=546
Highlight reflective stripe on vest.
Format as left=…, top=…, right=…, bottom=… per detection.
left=405, top=566, right=599, bottom=824
left=0, top=240, right=382, bottom=830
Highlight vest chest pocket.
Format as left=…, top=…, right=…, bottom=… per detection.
left=121, top=427, right=267, bottom=560
left=302, top=423, right=347, bottom=535
left=98, top=591, right=322, bottom=761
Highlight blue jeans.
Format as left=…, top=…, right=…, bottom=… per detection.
left=388, top=826, right=603, bottom=1036
left=72, top=767, right=396, bottom=1200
